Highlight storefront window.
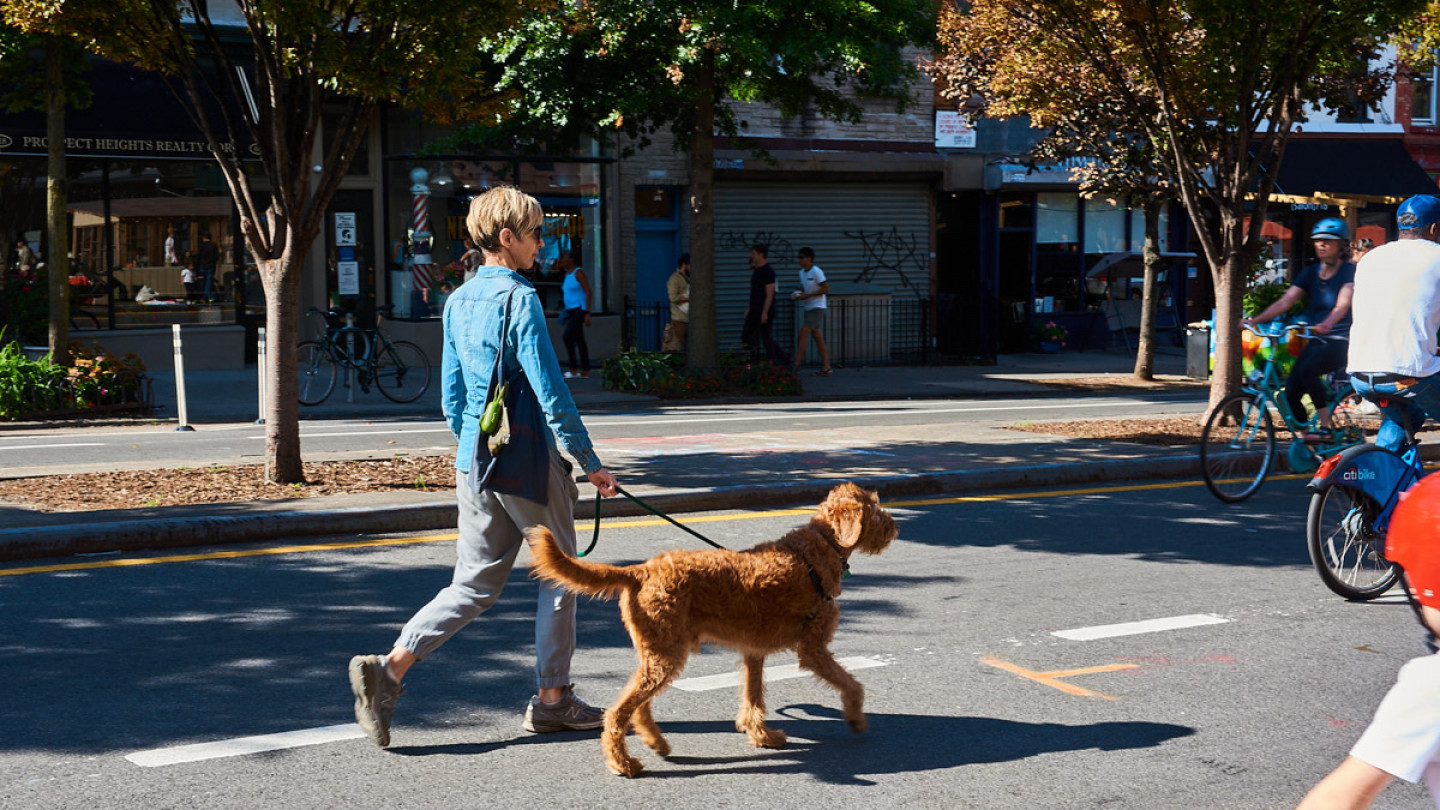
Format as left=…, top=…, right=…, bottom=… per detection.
left=385, top=158, right=604, bottom=319
left=1127, top=207, right=1171, bottom=253
left=1036, top=192, right=1079, bottom=251
left=998, top=192, right=1033, bottom=229
left=1084, top=197, right=1127, bottom=255
left=2, top=157, right=242, bottom=336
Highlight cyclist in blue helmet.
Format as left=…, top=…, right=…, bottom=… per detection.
left=1242, top=217, right=1357, bottom=441
left=1347, top=195, right=1440, bottom=450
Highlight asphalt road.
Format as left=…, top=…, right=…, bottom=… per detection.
left=0, top=392, right=1208, bottom=477
left=2, top=477, right=1432, bottom=809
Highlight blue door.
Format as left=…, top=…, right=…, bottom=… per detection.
left=634, top=187, right=680, bottom=350
left=635, top=186, right=680, bottom=305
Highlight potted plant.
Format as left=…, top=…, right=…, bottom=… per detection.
left=1034, top=321, right=1068, bottom=353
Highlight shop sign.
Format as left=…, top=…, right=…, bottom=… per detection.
left=935, top=111, right=977, bottom=149
left=337, top=260, right=360, bottom=296
left=334, top=212, right=357, bottom=247
left=0, top=130, right=258, bottom=159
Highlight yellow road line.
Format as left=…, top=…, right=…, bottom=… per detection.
left=0, top=534, right=459, bottom=578
left=0, top=475, right=1220, bottom=579
left=979, top=654, right=1138, bottom=700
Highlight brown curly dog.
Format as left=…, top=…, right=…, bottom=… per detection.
left=526, top=482, right=898, bottom=777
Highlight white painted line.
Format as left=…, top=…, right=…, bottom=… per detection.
left=585, top=397, right=1205, bottom=427
left=250, top=429, right=453, bottom=439
left=0, top=443, right=105, bottom=451
left=125, top=723, right=364, bottom=767
left=1053, top=614, right=1230, bottom=642
left=671, top=656, right=888, bottom=692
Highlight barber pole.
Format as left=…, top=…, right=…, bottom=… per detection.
left=409, top=167, right=434, bottom=292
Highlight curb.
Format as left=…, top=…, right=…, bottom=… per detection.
left=0, top=454, right=1202, bottom=562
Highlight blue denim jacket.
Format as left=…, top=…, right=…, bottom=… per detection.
left=442, top=265, right=603, bottom=476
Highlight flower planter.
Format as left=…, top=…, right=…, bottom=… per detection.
left=1039, top=341, right=1061, bottom=354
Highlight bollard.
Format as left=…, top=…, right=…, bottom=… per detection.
left=345, top=311, right=357, bottom=404
left=172, top=324, right=195, bottom=432
left=255, top=327, right=267, bottom=425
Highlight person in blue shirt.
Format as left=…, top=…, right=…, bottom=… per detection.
left=557, top=250, right=593, bottom=378
left=348, top=185, right=619, bottom=748
left=1242, top=218, right=1356, bottom=440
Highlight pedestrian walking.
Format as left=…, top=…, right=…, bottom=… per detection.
left=663, top=253, right=690, bottom=352
left=1295, top=472, right=1440, bottom=809
left=791, top=246, right=832, bottom=375
left=557, top=249, right=592, bottom=378
left=347, top=185, right=620, bottom=748
left=741, top=243, right=785, bottom=365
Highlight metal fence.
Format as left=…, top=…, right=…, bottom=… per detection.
left=623, top=296, right=931, bottom=366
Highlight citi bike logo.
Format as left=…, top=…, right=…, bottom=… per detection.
left=1343, top=468, right=1377, bottom=482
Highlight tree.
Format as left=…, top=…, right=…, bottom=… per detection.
left=5, top=0, right=523, bottom=482
left=470, top=0, right=936, bottom=369
left=928, top=0, right=1418, bottom=409
left=928, top=19, right=1173, bottom=380
left=0, top=23, right=90, bottom=358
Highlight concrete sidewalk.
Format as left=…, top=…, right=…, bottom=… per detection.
left=0, top=346, right=1191, bottom=427
left=0, top=348, right=1204, bottom=561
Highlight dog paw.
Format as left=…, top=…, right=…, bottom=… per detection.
left=608, top=756, right=645, bottom=778
left=747, top=726, right=787, bottom=749
left=847, top=714, right=868, bottom=734
left=646, top=737, right=671, bottom=757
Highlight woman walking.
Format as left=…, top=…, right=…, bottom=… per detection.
left=558, top=250, right=592, bottom=378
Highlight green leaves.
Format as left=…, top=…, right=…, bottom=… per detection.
left=467, top=0, right=936, bottom=156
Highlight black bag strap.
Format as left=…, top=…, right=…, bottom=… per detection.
left=488, top=285, right=522, bottom=396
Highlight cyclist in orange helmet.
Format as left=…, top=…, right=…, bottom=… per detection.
left=1296, top=474, right=1440, bottom=809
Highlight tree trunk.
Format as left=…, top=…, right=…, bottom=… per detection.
left=685, top=48, right=718, bottom=371
left=1208, top=218, right=1249, bottom=414
left=45, top=37, right=70, bottom=361
left=261, top=247, right=305, bottom=484
left=1133, top=200, right=1162, bottom=380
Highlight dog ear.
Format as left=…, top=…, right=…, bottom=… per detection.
left=830, top=499, right=867, bottom=549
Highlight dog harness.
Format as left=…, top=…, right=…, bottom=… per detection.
left=799, top=537, right=852, bottom=624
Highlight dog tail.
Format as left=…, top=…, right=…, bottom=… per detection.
left=525, top=526, right=638, bottom=600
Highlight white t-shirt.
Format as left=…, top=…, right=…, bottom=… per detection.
left=1350, top=651, right=1440, bottom=804
left=1348, top=238, right=1440, bottom=378
left=798, top=265, right=828, bottom=310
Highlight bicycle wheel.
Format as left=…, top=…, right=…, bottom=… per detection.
left=324, top=329, right=366, bottom=370
left=296, top=340, right=337, bottom=406
left=373, top=340, right=431, bottom=403
left=1307, top=477, right=1401, bottom=600
left=1200, top=392, right=1276, bottom=502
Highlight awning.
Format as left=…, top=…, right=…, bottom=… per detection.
left=1261, top=139, right=1435, bottom=201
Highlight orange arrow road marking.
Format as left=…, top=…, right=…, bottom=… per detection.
left=980, top=655, right=1139, bottom=700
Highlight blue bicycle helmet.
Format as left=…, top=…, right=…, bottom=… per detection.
left=1310, top=218, right=1350, bottom=241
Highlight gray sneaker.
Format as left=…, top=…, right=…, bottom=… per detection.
left=523, top=685, right=606, bottom=733
left=349, top=654, right=403, bottom=747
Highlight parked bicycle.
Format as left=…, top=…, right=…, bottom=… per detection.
left=297, top=305, right=431, bottom=405
left=1304, top=414, right=1422, bottom=600
left=1199, top=323, right=1377, bottom=502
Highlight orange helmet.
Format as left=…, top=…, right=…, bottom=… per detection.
left=1386, top=473, right=1440, bottom=611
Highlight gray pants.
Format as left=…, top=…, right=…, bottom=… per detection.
left=394, top=449, right=580, bottom=689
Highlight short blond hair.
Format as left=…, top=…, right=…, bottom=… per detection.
left=467, top=186, right=543, bottom=253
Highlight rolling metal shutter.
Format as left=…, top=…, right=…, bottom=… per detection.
left=711, top=181, right=931, bottom=350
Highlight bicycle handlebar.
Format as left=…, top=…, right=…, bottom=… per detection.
left=1244, top=322, right=1329, bottom=340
